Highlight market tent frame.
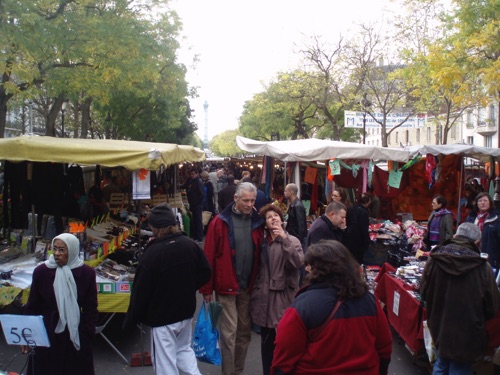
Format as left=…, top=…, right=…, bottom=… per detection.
left=0, top=135, right=206, bottom=170
left=236, top=136, right=411, bottom=162
left=406, top=144, right=500, bottom=163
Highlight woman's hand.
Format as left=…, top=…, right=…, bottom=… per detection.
left=270, top=222, right=287, bottom=239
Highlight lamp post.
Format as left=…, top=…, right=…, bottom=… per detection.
left=361, top=93, right=371, bottom=144
left=61, top=102, right=67, bottom=138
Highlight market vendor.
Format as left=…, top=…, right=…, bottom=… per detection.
left=466, top=192, right=500, bottom=275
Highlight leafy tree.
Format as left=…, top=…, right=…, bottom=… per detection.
left=448, top=0, right=499, bottom=99
left=1, top=0, right=196, bottom=144
left=394, top=0, right=494, bottom=144
left=210, top=129, right=242, bottom=157
left=239, top=70, right=323, bottom=141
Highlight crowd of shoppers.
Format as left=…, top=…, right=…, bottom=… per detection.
left=21, top=162, right=500, bottom=375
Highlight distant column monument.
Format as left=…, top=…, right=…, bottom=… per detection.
left=203, top=100, right=209, bottom=150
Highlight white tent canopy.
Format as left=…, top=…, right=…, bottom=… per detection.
left=405, top=144, right=500, bottom=163
left=236, top=136, right=410, bottom=162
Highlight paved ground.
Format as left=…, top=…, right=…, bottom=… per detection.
left=1, top=297, right=432, bottom=375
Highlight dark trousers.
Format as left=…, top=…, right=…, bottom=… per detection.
left=190, top=204, right=203, bottom=241
left=260, top=327, right=276, bottom=375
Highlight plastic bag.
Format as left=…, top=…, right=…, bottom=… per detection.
left=193, top=302, right=222, bottom=365
left=423, top=320, right=436, bottom=364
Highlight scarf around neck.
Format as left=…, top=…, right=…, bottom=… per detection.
left=476, top=211, right=489, bottom=232
left=429, top=208, right=451, bottom=243
left=45, top=233, right=84, bottom=350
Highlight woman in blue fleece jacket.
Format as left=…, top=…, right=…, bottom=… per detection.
left=272, top=240, right=392, bottom=375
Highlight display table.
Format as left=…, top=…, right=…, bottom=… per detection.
left=374, top=271, right=425, bottom=354
left=374, top=263, right=500, bottom=357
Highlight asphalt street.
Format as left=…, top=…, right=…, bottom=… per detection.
left=0, top=297, right=433, bottom=375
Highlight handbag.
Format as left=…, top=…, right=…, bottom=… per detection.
left=193, top=301, right=222, bottom=365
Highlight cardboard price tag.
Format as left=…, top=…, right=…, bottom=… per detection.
left=0, top=315, right=50, bottom=347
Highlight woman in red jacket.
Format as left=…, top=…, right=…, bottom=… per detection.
left=272, top=240, right=392, bottom=375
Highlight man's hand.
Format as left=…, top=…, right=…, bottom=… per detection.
left=203, top=294, right=213, bottom=302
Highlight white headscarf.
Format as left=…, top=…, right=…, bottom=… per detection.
left=45, top=233, right=84, bottom=350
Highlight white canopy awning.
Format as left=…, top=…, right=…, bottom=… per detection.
left=405, top=144, right=500, bottom=163
left=236, top=136, right=410, bottom=162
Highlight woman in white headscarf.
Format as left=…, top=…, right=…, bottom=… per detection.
left=23, top=233, right=98, bottom=375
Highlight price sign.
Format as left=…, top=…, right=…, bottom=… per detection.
left=0, top=315, right=50, bottom=347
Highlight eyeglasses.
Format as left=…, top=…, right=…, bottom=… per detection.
left=477, top=199, right=489, bottom=204
left=332, top=194, right=340, bottom=198
left=52, top=246, right=68, bottom=253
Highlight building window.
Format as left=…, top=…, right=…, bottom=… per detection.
left=376, top=139, right=379, bottom=146
left=426, top=127, right=431, bottom=141
left=467, top=136, right=473, bottom=145
left=387, top=133, right=391, bottom=145
left=405, top=130, right=409, bottom=144
left=484, top=135, right=492, bottom=148
left=416, top=129, right=420, bottom=142
left=395, top=132, right=399, bottom=144
left=450, top=124, right=456, bottom=139
left=478, top=107, right=486, bottom=127
left=489, top=104, right=497, bottom=126
left=466, top=111, right=473, bottom=128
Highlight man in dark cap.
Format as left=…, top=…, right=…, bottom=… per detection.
left=123, top=204, right=212, bottom=374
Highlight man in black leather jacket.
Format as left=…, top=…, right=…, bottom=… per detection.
left=284, top=183, right=307, bottom=244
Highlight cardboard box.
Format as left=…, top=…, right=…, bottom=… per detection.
left=115, top=282, right=132, bottom=293
left=97, top=282, right=115, bottom=294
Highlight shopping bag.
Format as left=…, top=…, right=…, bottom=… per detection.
left=193, top=302, right=222, bottom=365
left=423, top=320, right=436, bottom=364
left=202, top=211, right=212, bottom=226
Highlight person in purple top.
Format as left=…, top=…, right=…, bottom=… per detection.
left=23, top=233, right=98, bottom=375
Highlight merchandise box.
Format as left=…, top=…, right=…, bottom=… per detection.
left=97, top=282, right=116, bottom=294
left=115, top=282, right=132, bottom=293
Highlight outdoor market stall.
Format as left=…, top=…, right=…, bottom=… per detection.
left=236, top=135, right=411, bottom=216
left=0, top=135, right=205, bottom=364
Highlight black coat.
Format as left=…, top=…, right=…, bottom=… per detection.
left=286, top=198, right=307, bottom=241
left=421, top=237, right=500, bottom=362
left=123, top=232, right=212, bottom=329
left=345, top=204, right=371, bottom=264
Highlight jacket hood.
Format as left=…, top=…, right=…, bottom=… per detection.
left=430, top=236, right=486, bottom=276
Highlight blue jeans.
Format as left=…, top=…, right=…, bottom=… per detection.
left=432, top=355, right=473, bottom=375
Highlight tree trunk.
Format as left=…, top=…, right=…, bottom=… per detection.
left=46, top=96, right=65, bottom=136
left=80, top=97, right=92, bottom=138
left=0, top=89, right=13, bottom=138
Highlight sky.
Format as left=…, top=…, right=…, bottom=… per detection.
left=170, top=0, right=398, bottom=142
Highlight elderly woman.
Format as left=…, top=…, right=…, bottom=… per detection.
left=466, top=192, right=500, bottom=275
left=250, top=204, right=304, bottom=375
left=425, top=195, right=454, bottom=248
left=23, top=233, right=98, bottom=375
left=272, top=240, right=392, bottom=375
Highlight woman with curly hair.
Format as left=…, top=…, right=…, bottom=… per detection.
left=271, top=240, right=392, bottom=375
left=250, top=203, right=304, bottom=375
